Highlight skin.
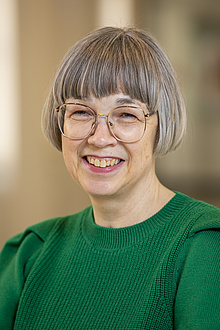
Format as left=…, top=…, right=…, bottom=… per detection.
left=62, top=93, right=175, bottom=228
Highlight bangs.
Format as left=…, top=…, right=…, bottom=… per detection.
left=55, top=29, right=162, bottom=113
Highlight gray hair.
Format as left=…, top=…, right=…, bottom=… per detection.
left=42, top=26, right=186, bottom=157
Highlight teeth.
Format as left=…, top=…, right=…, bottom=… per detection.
left=86, top=157, right=121, bottom=168
left=94, top=159, right=99, bottom=167
left=100, top=160, right=106, bottom=168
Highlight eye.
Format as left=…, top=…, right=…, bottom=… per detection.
left=72, top=110, right=90, bottom=117
left=119, top=112, right=138, bottom=119
left=65, top=105, right=94, bottom=121
left=112, top=107, right=143, bottom=124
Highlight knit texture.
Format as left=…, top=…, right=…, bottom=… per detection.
left=0, top=192, right=220, bottom=329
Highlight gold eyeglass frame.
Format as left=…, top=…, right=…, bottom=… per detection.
left=56, top=103, right=156, bottom=143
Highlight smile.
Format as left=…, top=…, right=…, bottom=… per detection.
left=86, top=156, right=122, bottom=168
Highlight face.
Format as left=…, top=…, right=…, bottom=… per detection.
left=61, top=93, right=158, bottom=200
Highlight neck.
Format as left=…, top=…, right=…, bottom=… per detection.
left=89, top=174, right=175, bottom=228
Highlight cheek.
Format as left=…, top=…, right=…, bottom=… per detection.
left=130, top=127, right=156, bottom=170
left=62, top=139, right=80, bottom=176
left=145, top=120, right=158, bottom=154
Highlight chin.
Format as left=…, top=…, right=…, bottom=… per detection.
left=82, top=181, right=120, bottom=198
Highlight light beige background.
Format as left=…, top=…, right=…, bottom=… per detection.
left=1, top=0, right=220, bottom=248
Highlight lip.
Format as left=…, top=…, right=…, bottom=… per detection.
left=82, top=155, right=125, bottom=174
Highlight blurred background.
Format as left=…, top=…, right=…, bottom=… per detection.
left=0, top=0, right=220, bottom=248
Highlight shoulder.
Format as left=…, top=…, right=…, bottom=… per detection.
left=188, top=199, right=220, bottom=237
left=0, top=206, right=92, bottom=275
left=28, top=205, right=92, bottom=242
left=173, top=194, right=220, bottom=285
left=174, top=192, right=220, bottom=236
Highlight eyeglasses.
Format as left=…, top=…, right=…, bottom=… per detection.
left=56, top=103, right=156, bottom=143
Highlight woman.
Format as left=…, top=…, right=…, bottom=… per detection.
left=0, top=27, right=220, bottom=329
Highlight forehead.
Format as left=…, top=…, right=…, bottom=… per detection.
left=66, top=93, right=147, bottom=109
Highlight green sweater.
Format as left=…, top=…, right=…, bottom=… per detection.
left=0, top=192, right=220, bottom=329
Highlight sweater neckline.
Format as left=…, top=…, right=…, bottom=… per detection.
left=82, top=192, right=191, bottom=250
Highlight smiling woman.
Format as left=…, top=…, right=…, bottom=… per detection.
left=59, top=93, right=159, bottom=207
left=0, top=27, right=220, bottom=329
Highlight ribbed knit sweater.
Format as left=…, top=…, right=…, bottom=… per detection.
left=0, top=192, right=220, bottom=329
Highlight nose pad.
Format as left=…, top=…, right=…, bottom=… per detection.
left=91, top=114, right=109, bottom=136
left=90, top=117, right=110, bottom=137
left=87, top=115, right=117, bottom=146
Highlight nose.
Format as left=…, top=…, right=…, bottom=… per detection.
left=87, top=114, right=117, bottom=147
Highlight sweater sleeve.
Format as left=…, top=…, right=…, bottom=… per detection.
left=174, top=229, right=220, bottom=329
left=0, top=230, right=44, bottom=329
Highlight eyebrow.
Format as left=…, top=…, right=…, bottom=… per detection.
left=72, top=96, right=138, bottom=107
left=115, top=97, right=136, bottom=105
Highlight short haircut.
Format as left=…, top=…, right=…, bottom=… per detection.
left=42, top=26, right=186, bottom=157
